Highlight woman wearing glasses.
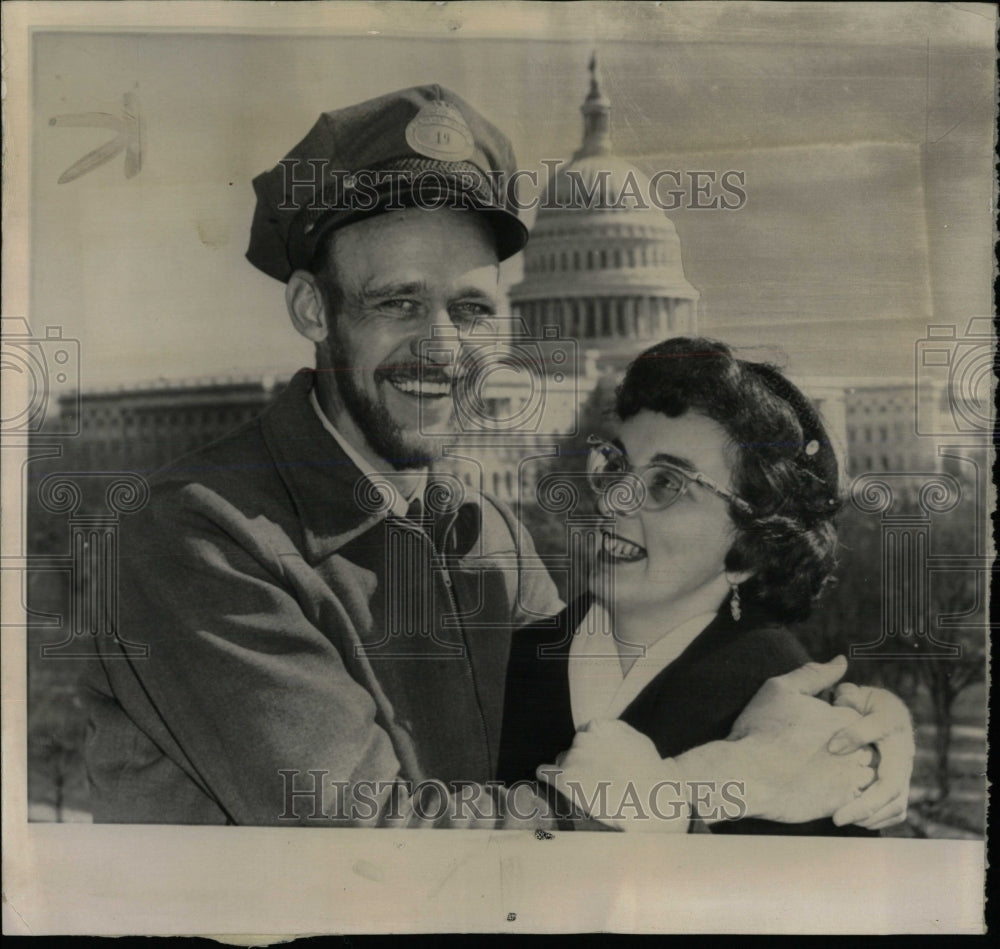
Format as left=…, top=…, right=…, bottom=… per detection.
left=499, top=336, right=883, bottom=835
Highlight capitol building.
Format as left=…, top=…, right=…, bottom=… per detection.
left=510, top=55, right=699, bottom=359
left=39, top=56, right=953, bottom=503
left=445, top=56, right=705, bottom=501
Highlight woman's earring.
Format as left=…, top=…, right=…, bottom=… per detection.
left=729, top=583, right=742, bottom=622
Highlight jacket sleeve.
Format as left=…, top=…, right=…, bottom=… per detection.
left=93, top=482, right=410, bottom=824
left=91, top=482, right=567, bottom=829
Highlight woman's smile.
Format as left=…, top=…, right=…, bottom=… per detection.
left=600, top=531, right=647, bottom=564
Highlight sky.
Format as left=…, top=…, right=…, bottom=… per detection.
left=24, top=3, right=996, bottom=392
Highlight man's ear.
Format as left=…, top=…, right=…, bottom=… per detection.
left=285, top=270, right=329, bottom=343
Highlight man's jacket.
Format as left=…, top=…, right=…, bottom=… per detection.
left=81, top=369, right=563, bottom=825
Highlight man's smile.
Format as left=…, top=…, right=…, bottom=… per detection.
left=378, top=365, right=458, bottom=400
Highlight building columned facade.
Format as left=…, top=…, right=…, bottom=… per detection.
left=843, top=382, right=950, bottom=477
left=53, top=376, right=286, bottom=474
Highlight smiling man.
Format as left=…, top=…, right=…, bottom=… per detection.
left=286, top=206, right=501, bottom=475
left=81, top=86, right=914, bottom=830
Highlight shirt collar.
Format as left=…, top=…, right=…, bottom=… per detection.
left=309, top=387, right=426, bottom=519
left=567, top=604, right=719, bottom=729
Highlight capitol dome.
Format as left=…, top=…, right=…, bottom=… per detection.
left=510, top=54, right=699, bottom=359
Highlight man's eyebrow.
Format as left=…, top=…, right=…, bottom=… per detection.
left=453, top=286, right=497, bottom=301
left=360, top=278, right=427, bottom=299
left=357, top=280, right=497, bottom=302
left=611, top=438, right=697, bottom=473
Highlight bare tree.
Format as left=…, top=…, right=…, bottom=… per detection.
left=28, top=678, right=87, bottom=821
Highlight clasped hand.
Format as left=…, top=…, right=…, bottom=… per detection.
left=539, top=656, right=914, bottom=832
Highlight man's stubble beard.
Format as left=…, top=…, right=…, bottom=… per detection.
left=322, top=331, right=439, bottom=471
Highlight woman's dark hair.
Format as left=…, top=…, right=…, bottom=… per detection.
left=614, top=336, right=843, bottom=624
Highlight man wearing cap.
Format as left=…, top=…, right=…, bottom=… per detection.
left=82, top=86, right=913, bottom=829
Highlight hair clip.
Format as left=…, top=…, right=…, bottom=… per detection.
left=804, top=439, right=820, bottom=456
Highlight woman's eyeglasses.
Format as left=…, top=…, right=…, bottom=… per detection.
left=585, top=435, right=754, bottom=516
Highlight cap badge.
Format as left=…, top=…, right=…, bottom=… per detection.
left=405, top=100, right=475, bottom=162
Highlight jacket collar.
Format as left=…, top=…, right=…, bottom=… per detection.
left=564, top=594, right=775, bottom=661
left=261, top=369, right=480, bottom=564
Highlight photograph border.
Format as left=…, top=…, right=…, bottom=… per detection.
left=1, top=1, right=990, bottom=935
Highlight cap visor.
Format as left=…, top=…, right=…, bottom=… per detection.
left=297, top=174, right=528, bottom=269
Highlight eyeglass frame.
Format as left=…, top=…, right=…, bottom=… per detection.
left=585, top=434, right=755, bottom=516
